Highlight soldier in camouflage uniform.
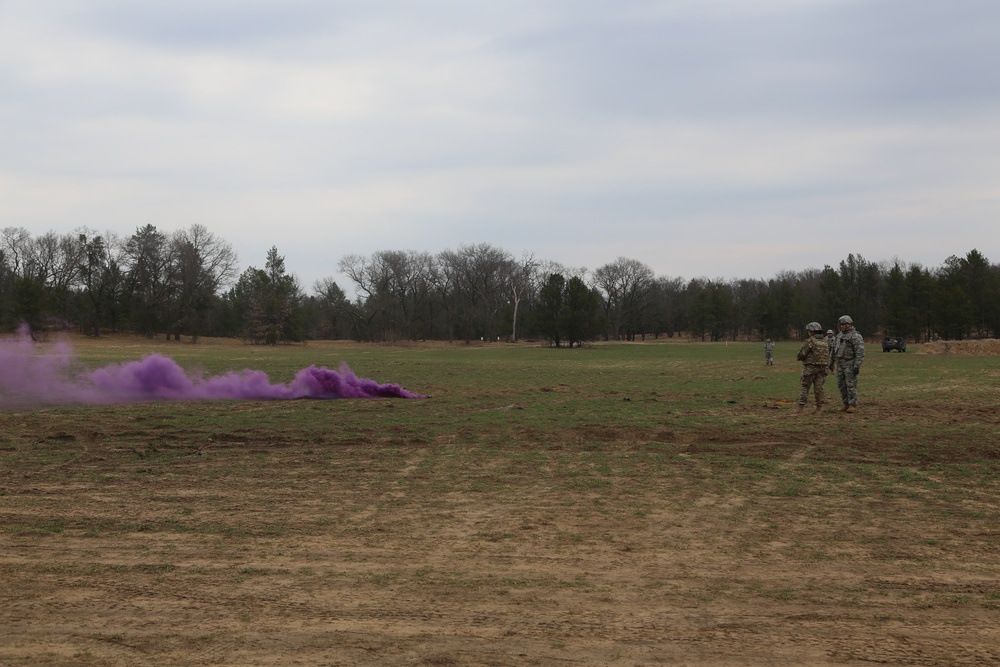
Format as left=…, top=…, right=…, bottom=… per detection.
left=825, top=329, right=836, bottom=360
left=764, top=339, right=774, bottom=365
left=829, top=315, right=865, bottom=413
left=796, top=322, right=829, bottom=413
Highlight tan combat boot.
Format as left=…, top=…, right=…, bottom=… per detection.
left=796, top=404, right=805, bottom=413
left=839, top=404, right=849, bottom=412
left=845, top=406, right=856, bottom=413
left=813, top=405, right=823, bottom=414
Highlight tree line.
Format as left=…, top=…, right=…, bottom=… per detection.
left=2, top=225, right=998, bottom=345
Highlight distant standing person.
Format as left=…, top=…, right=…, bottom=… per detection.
left=825, top=329, right=836, bottom=363
left=764, top=338, right=775, bottom=366
left=829, top=315, right=865, bottom=412
left=796, top=322, right=829, bottom=413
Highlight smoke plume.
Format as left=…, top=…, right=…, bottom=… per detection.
left=0, top=328, right=423, bottom=408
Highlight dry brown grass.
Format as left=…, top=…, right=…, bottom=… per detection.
left=918, top=339, right=1000, bottom=356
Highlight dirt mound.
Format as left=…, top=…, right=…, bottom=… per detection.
left=918, top=338, right=1000, bottom=356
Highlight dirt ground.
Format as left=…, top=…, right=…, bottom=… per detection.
left=2, top=388, right=1000, bottom=665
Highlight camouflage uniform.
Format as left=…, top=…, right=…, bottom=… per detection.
left=796, top=335, right=829, bottom=406
left=764, top=339, right=774, bottom=365
left=831, top=324, right=865, bottom=408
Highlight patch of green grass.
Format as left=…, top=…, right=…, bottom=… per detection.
left=23, top=519, right=66, bottom=535
left=7, top=339, right=998, bottom=466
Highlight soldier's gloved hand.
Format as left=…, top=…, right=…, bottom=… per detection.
left=853, top=366, right=861, bottom=376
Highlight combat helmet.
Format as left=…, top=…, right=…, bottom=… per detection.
left=838, top=315, right=853, bottom=325
left=806, top=322, right=823, bottom=332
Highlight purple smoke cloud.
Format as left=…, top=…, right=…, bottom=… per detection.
left=1, top=328, right=423, bottom=408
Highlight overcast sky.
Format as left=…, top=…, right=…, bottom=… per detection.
left=2, top=0, right=998, bottom=290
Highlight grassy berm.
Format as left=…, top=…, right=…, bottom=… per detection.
left=1, top=336, right=999, bottom=666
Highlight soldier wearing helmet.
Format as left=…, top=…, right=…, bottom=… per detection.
left=796, top=322, right=829, bottom=413
left=829, top=315, right=865, bottom=412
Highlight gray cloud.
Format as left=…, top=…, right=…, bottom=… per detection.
left=1, top=0, right=998, bottom=288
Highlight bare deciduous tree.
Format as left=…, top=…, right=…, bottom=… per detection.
left=164, top=224, right=239, bottom=340
left=438, top=243, right=513, bottom=342
left=508, top=251, right=537, bottom=342
left=593, top=257, right=655, bottom=340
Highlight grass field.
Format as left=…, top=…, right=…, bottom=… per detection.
left=2, top=336, right=999, bottom=666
